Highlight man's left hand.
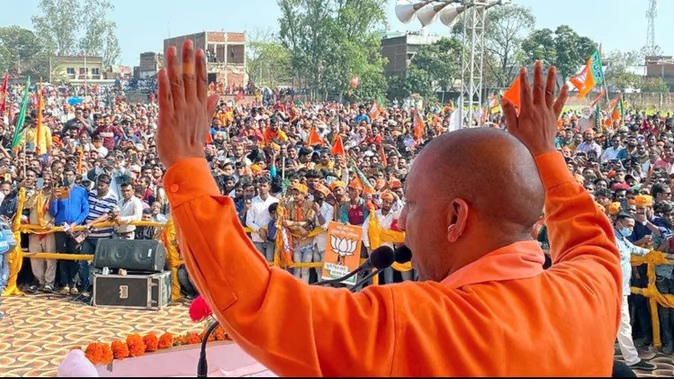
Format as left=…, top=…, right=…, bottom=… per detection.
left=156, top=40, right=220, bottom=169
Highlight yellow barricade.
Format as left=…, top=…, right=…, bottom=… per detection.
left=630, top=251, right=674, bottom=348
left=4, top=190, right=409, bottom=298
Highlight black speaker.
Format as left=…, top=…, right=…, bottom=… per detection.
left=93, top=239, right=167, bottom=273
left=93, top=271, right=172, bottom=310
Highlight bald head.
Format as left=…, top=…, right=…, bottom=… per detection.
left=401, top=128, right=545, bottom=281
left=419, top=128, right=544, bottom=230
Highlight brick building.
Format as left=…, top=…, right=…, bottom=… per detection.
left=163, top=31, right=247, bottom=89
left=136, top=52, right=164, bottom=80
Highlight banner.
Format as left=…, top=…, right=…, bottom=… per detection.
left=322, top=222, right=363, bottom=285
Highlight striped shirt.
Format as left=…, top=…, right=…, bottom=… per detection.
left=85, top=189, right=118, bottom=238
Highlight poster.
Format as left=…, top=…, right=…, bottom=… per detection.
left=322, top=222, right=363, bottom=286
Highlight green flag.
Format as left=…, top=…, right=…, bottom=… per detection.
left=10, top=76, right=31, bottom=149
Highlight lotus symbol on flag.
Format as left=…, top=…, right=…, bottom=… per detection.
left=330, top=235, right=358, bottom=264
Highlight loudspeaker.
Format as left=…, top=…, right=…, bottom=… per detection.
left=93, top=239, right=167, bottom=273
left=93, top=271, right=171, bottom=310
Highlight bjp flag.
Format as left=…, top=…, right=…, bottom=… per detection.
left=569, top=49, right=604, bottom=99
left=322, top=222, right=363, bottom=285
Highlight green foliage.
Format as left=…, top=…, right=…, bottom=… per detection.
left=521, top=25, right=597, bottom=80
left=0, top=26, right=49, bottom=78
left=387, top=37, right=463, bottom=102
left=278, top=0, right=388, bottom=101
left=603, top=50, right=641, bottom=92
left=453, top=5, right=535, bottom=87
left=247, top=35, right=293, bottom=88
left=640, top=77, right=670, bottom=93
left=31, top=0, right=121, bottom=66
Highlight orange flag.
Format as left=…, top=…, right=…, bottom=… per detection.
left=205, top=130, right=213, bottom=144
left=308, top=127, right=323, bottom=146
left=379, top=145, right=387, bottom=168
left=331, top=134, right=345, bottom=156
left=502, top=76, right=521, bottom=113
left=412, top=110, right=425, bottom=140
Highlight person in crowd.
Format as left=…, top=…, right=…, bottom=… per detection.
left=49, top=166, right=89, bottom=296
left=246, top=176, right=278, bottom=261
left=113, top=182, right=143, bottom=240
left=613, top=212, right=657, bottom=371
left=25, top=169, right=57, bottom=292
left=81, top=174, right=118, bottom=297
left=283, top=183, right=316, bottom=283
left=362, top=191, right=400, bottom=284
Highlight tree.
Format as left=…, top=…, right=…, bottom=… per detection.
left=31, top=0, right=82, bottom=55
left=247, top=29, right=293, bottom=88
left=640, top=77, right=669, bottom=93
left=521, top=25, right=597, bottom=80
left=411, top=37, right=463, bottom=93
left=31, top=0, right=121, bottom=66
left=453, top=5, right=535, bottom=88
left=0, top=26, right=49, bottom=78
left=386, top=67, right=433, bottom=101
left=79, top=0, right=121, bottom=66
left=278, top=0, right=388, bottom=101
left=603, top=50, right=641, bottom=92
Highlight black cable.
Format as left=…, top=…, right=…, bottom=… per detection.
left=350, top=269, right=382, bottom=293
left=197, top=321, right=220, bottom=377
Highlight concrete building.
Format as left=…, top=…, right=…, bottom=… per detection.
left=163, top=31, right=247, bottom=88
left=50, top=55, right=105, bottom=83
left=645, top=55, right=674, bottom=91
left=381, top=32, right=442, bottom=76
left=137, top=52, right=164, bottom=80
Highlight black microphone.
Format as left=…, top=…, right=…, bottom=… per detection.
left=314, top=245, right=395, bottom=286
left=197, top=321, right=220, bottom=377
left=350, top=245, right=413, bottom=292
left=394, top=245, right=412, bottom=264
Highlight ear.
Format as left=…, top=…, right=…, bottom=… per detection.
left=446, top=198, right=470, bottom=243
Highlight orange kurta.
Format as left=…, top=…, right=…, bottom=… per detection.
left=164, top=151, right=621, bottom=376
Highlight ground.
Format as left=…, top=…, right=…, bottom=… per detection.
left=1, top=294, right=674, bottom=377
left=0, top=293, right=205, bottom=377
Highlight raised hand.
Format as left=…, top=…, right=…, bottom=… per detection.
left=501, top=60, right=568, bottom=157
left=156, top=40, right=220, bottom=169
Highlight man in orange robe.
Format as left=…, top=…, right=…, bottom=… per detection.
left=155, top=41, right=621, bottom=376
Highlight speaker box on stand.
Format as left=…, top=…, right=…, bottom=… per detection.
left=93, top=239, right=167, bottom=273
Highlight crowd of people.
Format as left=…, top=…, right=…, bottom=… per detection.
left=0, top=79, right=673, bottom=362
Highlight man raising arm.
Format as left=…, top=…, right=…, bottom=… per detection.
left=157, top=41, right=621, bottom=376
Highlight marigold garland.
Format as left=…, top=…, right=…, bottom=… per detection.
left=84, top=343, right=104, bottom=365
left=143, top=333, right=159, bottom=352
left=158, top=332, right=174, bottom=349
left=111, top=340, right=130, bottom=360
left=100, top=343, right=114, bottom=365
left=185, top=332, right=201, bottom=345
left=126, top=334, right=146, bottom=357
left=83, top=328, right=231, bottom=365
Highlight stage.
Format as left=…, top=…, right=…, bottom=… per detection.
left=1, top=293, right=674, bottom=377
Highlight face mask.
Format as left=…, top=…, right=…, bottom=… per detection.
left=63, top=179, right=73, bottom=186
left=620, top=228, right=632, bottom=237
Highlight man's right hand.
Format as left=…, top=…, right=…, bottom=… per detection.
left=501, top=60, right=568, bottom=157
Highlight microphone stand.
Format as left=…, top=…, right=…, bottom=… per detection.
left=197, top=321, right=220, bottom=377
left=349, top=269, right=383, bottom=293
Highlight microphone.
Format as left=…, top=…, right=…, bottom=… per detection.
left=349, top=245, right=413, bottom=292
left=394, top=245, right=412, bottom=264
left=314, top=246, right=395, bottom=286
left=197, top=321, right=220, bottom=377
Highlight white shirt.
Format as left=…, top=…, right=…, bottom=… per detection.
left=246, top=194, right=279, bottom=243
left=362, top=208, right=400, bottom=249
left=313, top=202, right=334, bottom=252
left=116, top=196, right=143, bottom=234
